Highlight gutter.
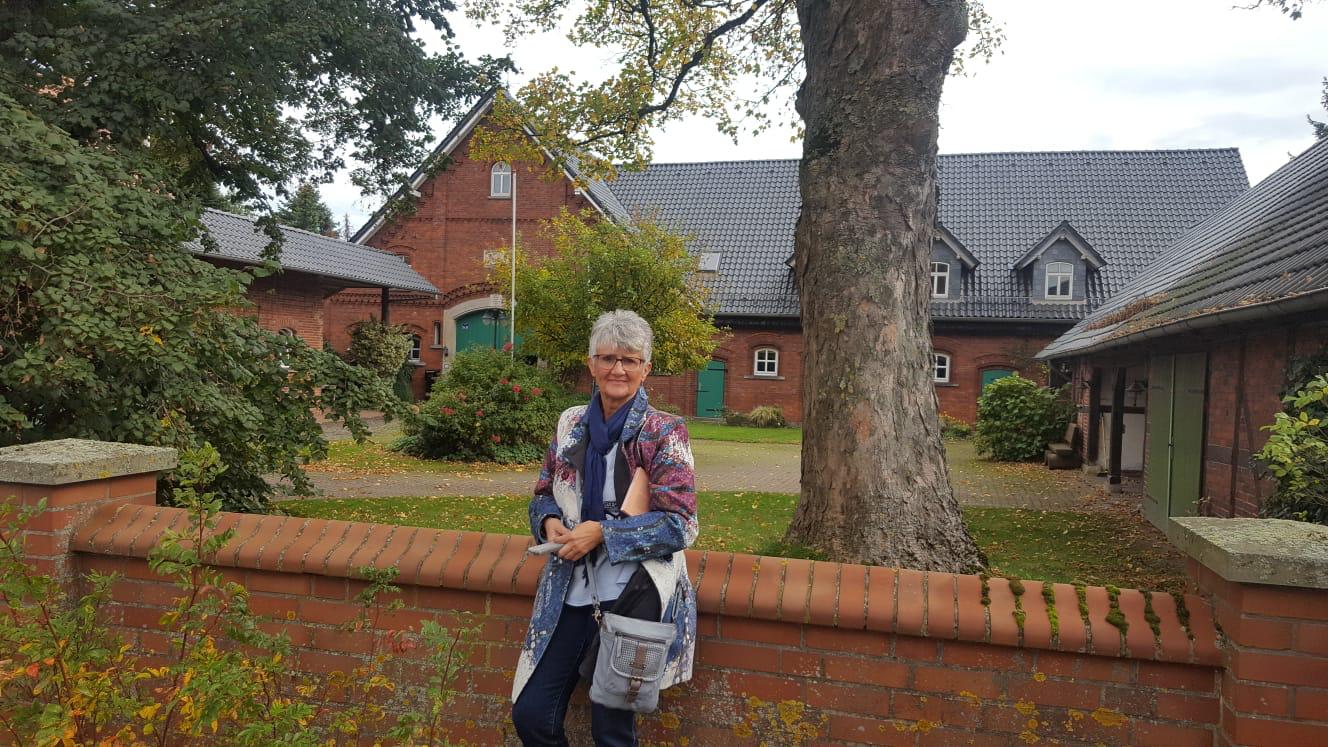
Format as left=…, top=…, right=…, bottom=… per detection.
left=1036, top=289, right=1328, bottom=360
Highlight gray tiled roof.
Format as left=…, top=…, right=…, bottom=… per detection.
left=194, top=209, right=439, bottom=294
left=606, top=149, right=1248, bottom=319
left=1040, top=138, right=1328, bottom=359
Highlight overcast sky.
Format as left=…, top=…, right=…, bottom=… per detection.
left=324, top=0, right=1328, bottom=233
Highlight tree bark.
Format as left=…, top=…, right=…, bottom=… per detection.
left=786, top=0, right=984, bottom=572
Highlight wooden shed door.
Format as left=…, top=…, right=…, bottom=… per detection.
left=1145, top=352, right=1207, bottom=529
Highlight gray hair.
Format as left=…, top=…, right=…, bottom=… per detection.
left=588, top=310, right=653, bottom=362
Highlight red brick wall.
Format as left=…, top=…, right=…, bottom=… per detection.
left=933, top=331, right=1057, bottom=424
left=245, top=272, right=332, bottom=349
left=8, top=479, right=1231, bottom=745
left=1202, top=324, right=1328, bottom=518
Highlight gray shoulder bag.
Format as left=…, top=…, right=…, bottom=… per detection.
left=584, top=560, right=677, bottom=713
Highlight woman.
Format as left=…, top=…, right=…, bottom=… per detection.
left=511, top=310, right=698, bottom=747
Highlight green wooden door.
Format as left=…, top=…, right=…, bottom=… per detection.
left=696, top=360, right=726, bottom=418
left=1170, top=353, right=1208, bottom=517
left=1145, top=356, right=1174, bottom=528
left=455, top=309, right=521, bottom=353
left=1144, top=353, right=1207, bottom=528
left=981, top=368, right=1015, bottom=394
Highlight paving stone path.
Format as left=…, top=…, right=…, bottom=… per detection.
left=303, top=417, right=1120, bottom=511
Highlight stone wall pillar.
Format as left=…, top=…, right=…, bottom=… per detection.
left=1173, top=517, right=1328, bottom=745
left=0, top=439, right=176, bottom=580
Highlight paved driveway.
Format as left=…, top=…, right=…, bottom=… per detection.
left=300, top=426, right=1109, bottom=510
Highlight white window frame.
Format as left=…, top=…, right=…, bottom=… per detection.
left=408, top=334, right=422, bottom=362
left=490, top=162, right=512, bottom=198
left=754, top=347, right=779, bottom=377
left=930, top=261, right=950, bottom=298
left=1045, top=261, right=1074, bottom=299
left=933, top=353, right=951, bottom=384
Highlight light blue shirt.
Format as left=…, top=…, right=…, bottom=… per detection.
left=565, top=444, right=640, bottom=606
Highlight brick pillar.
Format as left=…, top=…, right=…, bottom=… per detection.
left=0, top=439, right=177, bottom=580
left=1173, top=517, right=1328, bottom=745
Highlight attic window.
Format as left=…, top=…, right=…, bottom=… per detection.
left=1045, top=261, right=1073, bottom=299
left=931, top=262, right=950, bottom=298
left=698, top=252, right=721, bottom=272
left=490, top=162, right=512, bottom=198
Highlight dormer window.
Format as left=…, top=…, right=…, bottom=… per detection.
left=1045, top=261, right=1073, bottom=299
left=931, top=262, right=950, bottom=298
left=490, top=162, right=512, bottom=198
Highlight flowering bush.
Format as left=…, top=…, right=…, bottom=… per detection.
left=1257, top=373, right=1328, bottom=525
left=395, top=347, right=568, bottom=463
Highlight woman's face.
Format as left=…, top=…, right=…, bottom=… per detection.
left=588, top=345, right=652, bottom=407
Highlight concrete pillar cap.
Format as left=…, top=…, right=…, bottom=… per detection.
left=0, top=439, right=178, bottom=485
left=1170, top=517, right=1328, bottom=589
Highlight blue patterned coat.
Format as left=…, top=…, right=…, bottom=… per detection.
left=511, top=388, right=699, bottom=703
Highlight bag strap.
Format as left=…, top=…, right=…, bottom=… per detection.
left=586, top=552, right=603, bottom=624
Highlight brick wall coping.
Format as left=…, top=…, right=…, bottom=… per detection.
left=1170, top=516, right=1328, bottom=589
left=0, top=439, right=177, bottom=485
left=69, top=502, right=1220, bottom=668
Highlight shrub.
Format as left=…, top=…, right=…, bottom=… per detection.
left=652, top=400, right=683, bottom=416
left=346, top=319, right=413, bottom=379
left=720, top=407, right=749, bottom=426
left=747, top=405, right=787, bottom=428
left=396, top=347, right=568, bottom=463
left=0, top=445, right=477, bottom=744
left=940, top=412, right=973, bottom=439
left=1256, top=373, right=1328, bottom=525
left=974, top=375, right=1073, bottom=461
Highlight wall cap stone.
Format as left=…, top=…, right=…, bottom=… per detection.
left=1170, top=517, right=1328, bottom=589
left=0, top=439, right=177, bottom=485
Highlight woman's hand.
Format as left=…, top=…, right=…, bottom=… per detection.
left=542, top=516, right=571, bottom=543
left=621, top=466, right=650, bottom=516
left=556, top=520, right=603, bottom=561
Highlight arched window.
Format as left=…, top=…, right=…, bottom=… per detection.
left=933, top=353, right=951, bottom=384
left=754, top=347, right=779, bottom=377
left=408, top=334, right=422, bottom=362
left=1045, top=261, right=1073, bottom=299
left=490, top=162, right=512, bottom=198
left=432, top=321, right=442, bottom=347
left=930, top=261, right=950, bottom=298
left=277, top=327, right=297, bottom=338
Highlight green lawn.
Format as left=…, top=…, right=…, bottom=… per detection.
left=308, top=438, right=532, bottom=476
left=280, top=492, right=1186, bottom=592
left=683, top=420, right=802, bottom=444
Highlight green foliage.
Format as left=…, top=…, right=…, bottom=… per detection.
left=722, top=406, right=789, bottom=428
left=396, top=347, right=568, bottom=463
left=0, top=0, right=509, bottom=201
left=940, top=412, right=974, bottom=440
left=974, top=375, right=1074, bottom=461
left=0, top=445, right=477, bottom=745
left=1256, top=373, right=1328, bottom=524
left=347, top=320, right=415, bottom=381
left=276, top=183, right=336, bottom=235
left=0, top=97, right=403, bottom=513
left=492, top=210, right=721, bottom=376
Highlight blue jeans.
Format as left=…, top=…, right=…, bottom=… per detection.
left=512, top=603, right=637, bottom=746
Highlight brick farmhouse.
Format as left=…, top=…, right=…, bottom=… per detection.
left=193, top=208, right=438, bottom=349
left=1039, top=137, right=1328, bottom=526
left=330, top=92, right=1248, bottom=422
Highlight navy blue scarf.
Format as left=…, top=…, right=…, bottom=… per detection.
left=582, top=388, right=633, bottom=523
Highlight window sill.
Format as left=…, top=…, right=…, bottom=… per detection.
left=408, top=359, right=425, bottom=367
left=429, top=344, right=444, bottom=350
left=934, top=382, right=957, bottom=387
left=489, top=195, right=512, bottom=200
left=744, top=375, right=785, bottom=381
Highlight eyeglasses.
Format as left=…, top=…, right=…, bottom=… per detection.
left=592, top=354, right=646, bottom=373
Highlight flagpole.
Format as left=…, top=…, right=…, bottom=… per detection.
left=510, top=166, right=517, bottom=358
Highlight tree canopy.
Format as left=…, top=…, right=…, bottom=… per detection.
left=0, top=1, right=508, bottom=511
left=0, top=0, right=510, bottom=201
left=276, top=184, right=337, bottom=236
left=492, top=210, right=721, bottom=376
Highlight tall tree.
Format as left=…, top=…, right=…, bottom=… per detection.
left=467, top=0, right=998, bottom=570
left=277, top=183, right=336, bottom=235
left=491, top=210, right=720, bottom=376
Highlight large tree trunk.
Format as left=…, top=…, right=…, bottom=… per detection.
left=786, top=0, right=984, bottom=572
